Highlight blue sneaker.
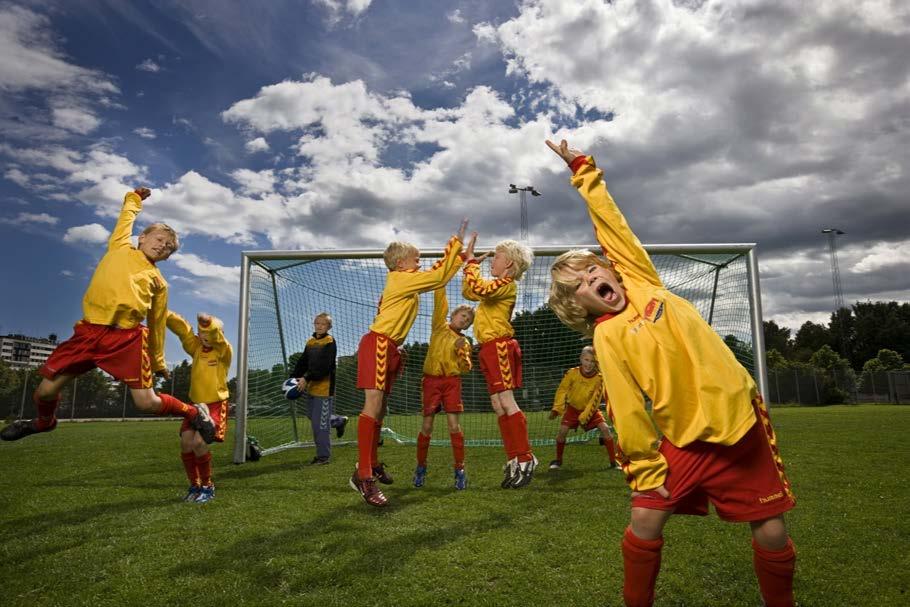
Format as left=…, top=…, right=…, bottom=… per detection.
left=454, top=468, right=467, bottom=490
left=183, top=486, right=201, bottom=502
left=413, top=465, right=427, bottom=488
left=195, top=484, right=215, bottom=504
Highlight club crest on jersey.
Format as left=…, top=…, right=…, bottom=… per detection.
left=643, top=298, right=665, bottom=323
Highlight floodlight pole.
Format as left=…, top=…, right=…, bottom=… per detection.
left=821, top=228, right=847, bottom=356
left=508, top=184, right=541, bottom=243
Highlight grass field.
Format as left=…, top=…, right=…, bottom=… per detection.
left=1, top=405, right=908, bottom=606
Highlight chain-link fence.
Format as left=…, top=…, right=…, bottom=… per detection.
left=767, top=369, right=909, bottom=405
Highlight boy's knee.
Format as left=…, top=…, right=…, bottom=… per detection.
left=751, top=516, right=789, bottom=550
left=630, top=508, right=669, bottom=541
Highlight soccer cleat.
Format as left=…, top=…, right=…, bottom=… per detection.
left=372, top=462, right=394, bottom=485
left=310, top=456, right=330, bottom=465
left=195, top=485, right=215, bottom=504
left=349, top=469, right=388, bottom=507
left=454, top=468, right=467, bottom=491
left=336, top=416, right=349, bottom=439
left=501, top=458, right=518, bottom=489
left=549, top=459, right=562, bottom=470
left=511, top=455, right=539, bottom=489
left=413, top=465, right=427, bottom=488
left=183, top=486, right=202, bottom=502
left=191, top=403, right=216, bottom=444
left=1, top=418, right=57, bottom=441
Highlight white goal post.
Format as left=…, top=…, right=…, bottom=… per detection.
left=232, top=244, right=768, bottom=463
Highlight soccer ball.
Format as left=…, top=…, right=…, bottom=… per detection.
left=282, top=378, right=302, bottom=400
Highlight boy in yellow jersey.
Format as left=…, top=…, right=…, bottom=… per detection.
left=166, top=312, right=232, bottom=504
left=413, top=287, right=474, bottom=490
left=2, top=188, right=215, bottom=444
left=462, top=236, right=537, bottom=489
left=546, top=139, right=796, bottom=607
left=548, top=346, right=618, bottom=471
left=350, top=220, right=469, bottom=507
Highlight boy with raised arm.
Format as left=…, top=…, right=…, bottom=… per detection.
left=166, top=311, right=232, bottom=503
left=548, top=345, right=618, bottom=471
left=461, top=237, right=537, bottom=488
left=413, top=287, right=475, bottom=490
left=2, top=188, right=215, bottom=445
left=546, top=139, right=796, bottom=607
left=350, top=221, right=468, bottom=507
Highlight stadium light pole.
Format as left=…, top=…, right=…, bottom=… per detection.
left=508, top=184, right=541, bottom=243
left=821, top=228, right=847, bottom=356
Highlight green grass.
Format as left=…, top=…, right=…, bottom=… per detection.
left=1, top=405, right=908, bottom=606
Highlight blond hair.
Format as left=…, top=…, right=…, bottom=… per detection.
left=314, top=312, right=333, bottom=330
left=548, top=249, right=621, bottom=337
left=580, top=345, right=596, bottom=359
left=141, top=223, right=180, bottom=252
left=450, top=304, right=475, bottom=323
left=383, top=241, right=418, bottom=271
left=495, top=239, right=534, bottom=280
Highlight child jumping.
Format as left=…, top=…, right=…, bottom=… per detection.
left=548, top=345, right=618, bottom=471
left=2, top=188, right=215, bottom=444
left=461, top=236, right=536, bottom=488
left=166, top=312, right=232, bottom=504
left=546, top=139, right=796, bottom=607
left=351, top=220, right=469, bottom=507
left=413, top=286, right=475, bottom=490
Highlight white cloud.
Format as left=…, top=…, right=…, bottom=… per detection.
left=169, top=253, right=240, bottom=300
left=313, top=0, right=372, bottom=23
left=133, top=127, right=156, bottom=139
left=51, top=105, right=101, bottom=134
left=4, top=167, right=30, bottom=187
left=135, top=58, right=161, bottom=72
left=0, top=212, right=58, bottom=226
left=447, top=9, right=465, bottom=24
left=851, top=242, right=910, bottom=273
left=60, top=269, right=73, bottom=277
left=244, top=137, right=270, bottom=153
left=63, top=223, right=109, bottom=244
left=232, top=168, right=276, bottom=195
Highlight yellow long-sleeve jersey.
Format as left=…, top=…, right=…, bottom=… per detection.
left=423, top=288, right=472, bottom=377
left=166, top=312, right=232, bottom=403
left=369, top=236, right=463, bottom=344
left=461, top=261, right=516, bottom=344
left=81, top=192, right=169, bottom=372
left=572, top=157, right=758, bottom=492
left=552, top=367, right=604, bottom=425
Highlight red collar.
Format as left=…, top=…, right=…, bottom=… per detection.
left=594, top=312, right=619, bottom=324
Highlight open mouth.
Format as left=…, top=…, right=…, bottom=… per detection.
left=597, top=283, right=614, bottom=299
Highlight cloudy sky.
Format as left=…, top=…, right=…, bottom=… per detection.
left=1, top=0, right=908, bottom=370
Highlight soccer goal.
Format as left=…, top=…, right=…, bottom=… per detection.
left=232, top=244, right=768, bottom=463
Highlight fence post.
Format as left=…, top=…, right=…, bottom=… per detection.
left=794, top=369, right=801, bottom=404
left=774, top=369, right=781, bottom=404
left=71, top=377, right=77, bottom=420
left=121, top=383, right=128, bottom=420
left=813, top=372, right=820, bottom=404
left=870, top=374, right=877, bottom=402
left=18, top=369, right=29, bottom=419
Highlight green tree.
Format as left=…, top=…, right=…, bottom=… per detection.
left=851, top=301, right=910, bottom=370
left=763, top=321, right=793, bottom=359
left=859, top=348, right=904, bottom=392
left=793, top=321, right=831, bottom=362
left=766, top=348, right=789, bottom=370
left=809, top=345, right=854, bottom=404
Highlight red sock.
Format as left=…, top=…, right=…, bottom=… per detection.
left=604, top=436, right=617, bottom=464
left=622, top=526, right=663, bottom=607
left=556, top=439, right=566, bottom=462
left=416, top=432, right=430, bottom=466
left=181, top=452, right=198, bottom=486
left=33, top=392, right=59, bottom=430
left=372, top=419, right=382, bottom=467
left=497, top=414, right=515, bottom=459
left=357, top=414, right=376, bottom=479
left=753, top=538, right=796, bottom=607
left=509, top=411, right=533, bottom=463
left=196, top=452, right=213, bottom=487
left=450, top=431, right=465, bottom=470
left=157, top=393, right=196, bottom=419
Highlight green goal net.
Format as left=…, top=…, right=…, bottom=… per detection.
left=232, top=245, right=765, bottom=462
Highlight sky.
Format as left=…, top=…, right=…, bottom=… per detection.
left=0, top=0, right=908, bottom=372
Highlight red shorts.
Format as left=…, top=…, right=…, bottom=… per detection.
left=478, top=337, right=522, bottom=394
left=181, top=400, right=229, bottom=442
left=631, top=398, right=795, bottom=522
left=422, top=375, right=464, bottom=416
left=40, top=321, right=152, bottom=389
left=356, top=332, right=402, bottom=394
left=561, top=407, right=606, bottom=431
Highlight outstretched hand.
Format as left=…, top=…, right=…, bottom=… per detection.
left=134, top=187, right=152, bottom=200
left=545, top=139, right=585, bottom=166
left=456, top=218, right=469, bottom=242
